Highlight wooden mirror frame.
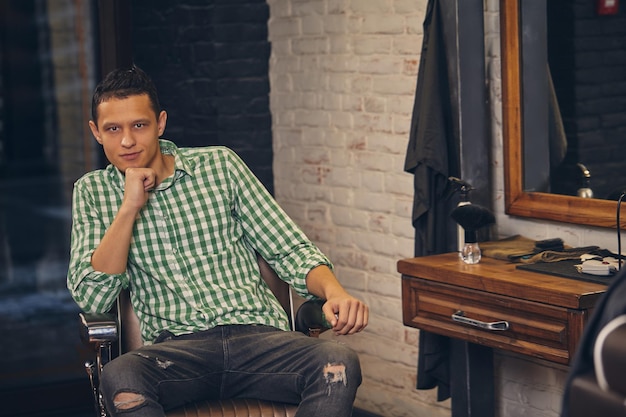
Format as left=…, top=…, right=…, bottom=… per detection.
left=501, top=0, right=621, bottom=229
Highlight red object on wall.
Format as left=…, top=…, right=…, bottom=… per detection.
left=597, top=0, right=619, bottom=15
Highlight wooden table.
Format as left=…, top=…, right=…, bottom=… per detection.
left=399, top=253, right=608, bottom=416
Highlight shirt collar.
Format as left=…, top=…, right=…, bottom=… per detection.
left=159, top=139, right=193, bottom=177
left=106, top=139, right=193, bottom=190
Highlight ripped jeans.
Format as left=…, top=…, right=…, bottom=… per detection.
left=99, top=324, right=362, bottom=417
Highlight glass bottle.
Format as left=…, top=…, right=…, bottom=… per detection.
left=461, top=230, right=481, bottom=264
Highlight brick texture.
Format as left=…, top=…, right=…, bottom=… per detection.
left=267, top=1, right=440, bottom=416
left=130, top=0, right=274, bottom=193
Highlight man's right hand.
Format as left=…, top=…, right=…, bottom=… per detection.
left=123, top=168, right=157, bottom=211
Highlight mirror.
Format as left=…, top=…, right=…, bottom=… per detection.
left=501, top=0, right=623, bottom=228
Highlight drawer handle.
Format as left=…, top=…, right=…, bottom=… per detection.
left=452, top=311, right=510, bottom=331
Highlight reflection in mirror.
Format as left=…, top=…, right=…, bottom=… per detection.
left=501, top=0, right=624, bottom=228
left=522, top=0, right=626, bottom=200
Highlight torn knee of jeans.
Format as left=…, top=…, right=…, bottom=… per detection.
left=134, top=352, right=174, bottom=369
left=113, top=390, right=147, bottom=412
left=323, top=362, right=348, bottom=387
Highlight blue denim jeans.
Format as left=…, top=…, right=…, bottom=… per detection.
left=99, top=325, right=362, bottom=417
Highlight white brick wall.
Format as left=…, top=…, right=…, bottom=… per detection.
left=269, top=1, right=618, bottom=416
left=268, top=1, right=440, bottom=415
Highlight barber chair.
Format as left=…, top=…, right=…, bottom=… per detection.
left=79, top=255, right=329, bottom=417
left=568, top=314, right=626, bottom=417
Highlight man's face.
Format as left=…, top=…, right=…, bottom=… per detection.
left=89, top=94, right=167, bottom=173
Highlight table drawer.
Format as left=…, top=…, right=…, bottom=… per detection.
left=402, top=276, right=584, bottom=364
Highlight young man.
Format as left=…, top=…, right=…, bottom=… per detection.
left=67, top=66, right=368, bottom=417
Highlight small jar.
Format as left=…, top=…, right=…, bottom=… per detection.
left=460, top=230, right=481, bottom=264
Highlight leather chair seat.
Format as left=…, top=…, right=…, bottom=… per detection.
left=167, top=398, right=297, bottom=417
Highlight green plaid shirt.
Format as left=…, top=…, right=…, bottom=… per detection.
left=68, top=140, right=330, bottom=343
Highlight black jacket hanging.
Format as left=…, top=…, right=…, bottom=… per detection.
left=404, top=0, right=459, bottom=401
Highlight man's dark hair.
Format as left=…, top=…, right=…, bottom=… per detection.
left=91, top=65, right=161, bottom=125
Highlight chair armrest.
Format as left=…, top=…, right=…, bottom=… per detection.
left=79, top=312, right=119, bottom=345
left=294, top=299, right=331, bottom=336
